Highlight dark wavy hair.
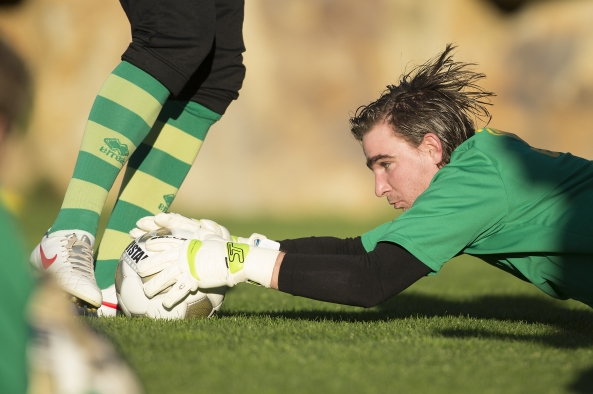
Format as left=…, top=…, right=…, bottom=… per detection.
left=350, top=44, right=494, bottom=166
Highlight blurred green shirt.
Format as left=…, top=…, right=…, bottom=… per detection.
left=362, top=128, right=593, bottom=306
left=0, top=190, right=34, bottom=394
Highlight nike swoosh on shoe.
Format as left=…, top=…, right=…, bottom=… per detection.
left=40, top=244, right=57, bottom=269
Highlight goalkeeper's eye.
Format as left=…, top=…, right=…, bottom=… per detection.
left=381, top=162, right=391, bottom=170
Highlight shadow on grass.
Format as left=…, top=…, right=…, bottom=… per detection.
left=225, top=292, right=593, bottom=394
left=224, top=293, right=593, bottom=349
left=435, top=327, right=592, bottom=349
left=568, top=366, right=593, bottom=394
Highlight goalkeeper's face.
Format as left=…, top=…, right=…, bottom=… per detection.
left=362, top=122, right=443, bottom=211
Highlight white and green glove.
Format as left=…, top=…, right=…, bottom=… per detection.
left=130, top=212, right=280, bottom=250
left=137, top=239, right=280, bottom=308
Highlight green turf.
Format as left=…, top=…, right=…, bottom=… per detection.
left=18, top=192, right=593, bottom=394
left=82, top=258, right=593, bottom=394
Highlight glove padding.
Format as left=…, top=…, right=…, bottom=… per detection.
left=130, top=213, right=231, bottom=240
left=138, top=239, right=280, bottom=308
left=130, top=213, right=279, bottom=249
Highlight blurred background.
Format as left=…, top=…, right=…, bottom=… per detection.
left=1, top=0, right=593, bottom=232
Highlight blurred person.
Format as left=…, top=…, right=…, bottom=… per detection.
left=0, top=35, right=35, bottom=394
left=29, top=0, right=247, bottom=313
left=0, top=40, right=141, bottom=394
left=0, top=37, right=142, bottom=394
left=26, top=277, right=143, bottom=394
left=133, top=45, right=593, bottom=312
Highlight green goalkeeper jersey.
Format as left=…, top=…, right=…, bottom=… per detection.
left=362, top=128, right=593, bottom=306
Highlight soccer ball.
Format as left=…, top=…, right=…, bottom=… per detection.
left=115, top=228, right=226, bottom=319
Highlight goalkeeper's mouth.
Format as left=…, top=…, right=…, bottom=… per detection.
left=387, top=198, right=403, bottom=210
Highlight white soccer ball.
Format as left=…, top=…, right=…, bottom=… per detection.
left=115, top=228, right=226, bottom=319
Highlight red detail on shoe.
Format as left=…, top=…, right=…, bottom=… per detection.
left=40, top=244, right=57, bottom=269
left=102, top=301, right=119, bottom=310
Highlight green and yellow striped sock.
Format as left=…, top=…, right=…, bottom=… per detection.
left=50, top=61, right=170, bottom=236
left=94, top=100, right=221, bottom=288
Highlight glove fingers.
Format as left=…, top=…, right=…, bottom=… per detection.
left=197, top=219, right=217, bottom=233
left=219, top=225, right=232, bottom=240
left=143, top=263, right=183, bottom=298
left=199, top=219, right=231, bottom=240
left=162, top=273, right=197, bottom=308
left=145, top=237, right=186, bottom=252
left=154, top=212, right=200, bottom=232
left=136, top=216, right=160, bottom=232
left=129, top=228, right=146, bottom=239
left=191, top=228, right=228, bottom=242
left=137, top=248, right=181, bottom=277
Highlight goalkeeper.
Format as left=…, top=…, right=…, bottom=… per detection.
left=135, top=44, right=593, bottom=310
left=30, top=0, right=246, bottom=312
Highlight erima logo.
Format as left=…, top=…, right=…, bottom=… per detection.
left=158, top=194, right=175, bottom=212
left=100, top=138, right=129, bottom=164
left=124, top=241, right=149, bottom=264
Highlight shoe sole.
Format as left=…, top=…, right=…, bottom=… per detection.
left=31, top=248, right=102, bottom=308
left=68, top=289, right=102, bottom=308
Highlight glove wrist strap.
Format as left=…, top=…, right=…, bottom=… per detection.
left=255, top=238, right=280, bottom=250
left=241, top=247, right=280, bottom=288
left=236, top=234, right=280, bottom=250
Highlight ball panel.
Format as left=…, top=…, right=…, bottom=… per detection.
left=115, top=255, right=125, bottom=294
left=147, top=295, right=187, bottom=320
left=116, top=293, right=131, bottom=318
left=200, top=287, right=226, bottom=310
left=119, top=276, right=149, bottom=315
left=115, top=230, right=227, bottom=320
left=185, top=297, right=213, bottom=319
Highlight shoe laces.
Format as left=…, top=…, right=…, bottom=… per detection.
left=64, top=234, right=95, bottom=279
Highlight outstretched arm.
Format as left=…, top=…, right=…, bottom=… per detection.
left=270, top=241, right=431, bottom=307
left=134, top=214, right=431, bottom=308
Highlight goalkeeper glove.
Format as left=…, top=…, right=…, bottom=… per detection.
left=137, top=239, right=280, bottom=308
left=130, top=213, right=279, bottom=249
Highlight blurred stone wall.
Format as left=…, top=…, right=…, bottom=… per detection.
left=1, top=0, right=592, bottom=218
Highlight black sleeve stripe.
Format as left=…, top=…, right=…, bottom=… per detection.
left=279, top=236, right=366, bottom=255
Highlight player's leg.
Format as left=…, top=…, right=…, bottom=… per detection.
left=30, top=0, right=219, bottom=308
left=94, top=100, right=220, bottom=289
left=94, top=0, right=246, bottom=297
left=29, top=61, right=170, bottom=308
left=49, top=62, right=169, bottom=236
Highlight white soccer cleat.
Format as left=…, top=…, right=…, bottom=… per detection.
left=30, top=230, right=102, bottom=308
left=98, top=284, right=120, bottom=317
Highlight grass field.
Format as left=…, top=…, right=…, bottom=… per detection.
left=19, top=193, right=593, bottom=394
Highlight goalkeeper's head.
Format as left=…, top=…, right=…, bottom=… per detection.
left=349, top=44, right=494, bottom=167
left=0, top=37, right=30, bottom=146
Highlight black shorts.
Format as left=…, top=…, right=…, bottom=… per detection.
left=119, top=0, right=245, bottom=115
